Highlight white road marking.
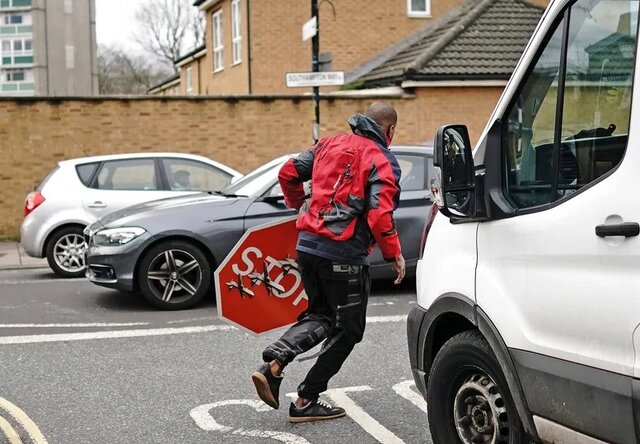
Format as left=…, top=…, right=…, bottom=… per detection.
left=0, top=278, right=87, bottom=285
left=294, top=386, right=405, bottom=444
left=392, top=380, right=428, bottom=414
left=0, top=397, right=48, bottom=444
left=0, top=315, right=406, bottom=346
left=166, top=317, right=214, bottom=324
left=0, top=415, right=22, bottom=444
left=366, top=315, right=407, bottom=323
left=190, top=399, right=310, bottom=444
left=0, top=322, right=148, bottom=328
left=0, top=325, right=236, bottom=345
left=369, top=302, right=395, bottom=307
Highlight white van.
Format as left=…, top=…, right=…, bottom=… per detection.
left=408, top=0, right=640, bottom=443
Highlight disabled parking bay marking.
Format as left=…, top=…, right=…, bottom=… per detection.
left=0, top=396, right=48, bottom=444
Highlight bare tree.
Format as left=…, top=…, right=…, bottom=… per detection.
left=97, top=45, right=172, bottom=94
left=133, top=0, right=204, bottom=72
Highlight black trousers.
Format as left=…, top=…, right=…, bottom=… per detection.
left=262, top=251, right=370, bottom=400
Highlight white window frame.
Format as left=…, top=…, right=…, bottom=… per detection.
left=212, top=9, right=224, bottom=72
left=185, top=66, right=193, bottom=95
left=3, top=14, right=23, bottom=25
left=231, top=0, right=241, bottom=65
left=3, top=37, right=32, bottom=58
left=407, top=0, right=430, bottom=17
left=6, top=69, right=27, bottom=82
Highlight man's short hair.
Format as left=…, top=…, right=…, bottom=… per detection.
left=365, top=102, right=397, bottom=129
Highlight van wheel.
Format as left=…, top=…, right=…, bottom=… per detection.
left=137, top=240, right=211, bottom=310
left=46, top=226, right=87, bottom=278
left=427, top=330, right=525, bottom=444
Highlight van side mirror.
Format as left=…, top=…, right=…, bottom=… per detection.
left=432, top=124, right=476, bottom=218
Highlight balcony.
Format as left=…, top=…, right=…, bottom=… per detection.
left=2, top=54, right=33, bottom=65
left=0, top=81, right=33, bottom=92
left=0, top=24, right=32, bottom=35
left=0, top=0, right=31, bottom=10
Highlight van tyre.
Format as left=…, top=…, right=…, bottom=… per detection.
left=137, top=240, right=211, bottom=310
left=45, top=225, right=87, bottom=278
left=427, top=330, right=525, bottom=444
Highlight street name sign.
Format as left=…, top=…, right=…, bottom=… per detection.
left=286, top=71, right=345, bottom=88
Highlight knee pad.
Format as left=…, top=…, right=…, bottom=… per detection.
left=263, top=314, right=331, bottom=365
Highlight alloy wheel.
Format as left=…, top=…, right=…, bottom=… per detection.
left=53, top=233, right=87, bottom=274
left=146, top=249, right=202, bottom=304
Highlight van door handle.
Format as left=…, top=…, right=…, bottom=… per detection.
left=595, top=222, right=640, bottom=238
left=88, top=201, right=107, bottom=208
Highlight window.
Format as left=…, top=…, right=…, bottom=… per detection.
left=162, top=158, right=233, bottom=192
left=4, top=38, right=32, bottom=56
left=4, top=14, right=22, bottom=24
left=231, top=0, right=241, bottom=64
left=408, top=0, right=430, bottom=17
left=75, top=162, right=99, bottom=187
left=65, top=45, right=74, bottom=69
left=64, top=0, right=72, bottom=14
left=212, top=9, right=223, bottom=72
left=504, top=0, right=638, bottom=209
left=396, top=154, right=428, bottom=191
left=95, top=159, right=158, bottom=191
left=185, top=67, right=193, bottom=94
left=2, top=40, right=10, bottom=54
left=6, top=70, right=24, bottom=81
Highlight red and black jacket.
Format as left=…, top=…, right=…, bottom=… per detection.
left=278, top=114, right=402, bottom=265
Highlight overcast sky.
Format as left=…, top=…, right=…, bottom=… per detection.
left=95, top=0, right=140, bottom=51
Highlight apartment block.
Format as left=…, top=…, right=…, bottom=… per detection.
left=0, top=0, right=97, bottom=96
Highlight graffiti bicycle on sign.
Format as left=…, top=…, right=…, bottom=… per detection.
left=214, top=217, right=309, bottom=335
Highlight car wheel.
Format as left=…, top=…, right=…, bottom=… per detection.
left=137, top=240, right=211, bottom=310
left=45, top=226, right=87, bottom=278
left=427, top=330, right=525, bottom=444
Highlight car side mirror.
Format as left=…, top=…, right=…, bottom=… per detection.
left=260, top=195, right=286, bottom=204
left=432, top=124, right=476, bottom=218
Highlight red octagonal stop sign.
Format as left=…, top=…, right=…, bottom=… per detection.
left=214, top=216, right=308, bottom=334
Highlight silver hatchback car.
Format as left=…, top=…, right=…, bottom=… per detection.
left=21, top=153, right=242, bottom=278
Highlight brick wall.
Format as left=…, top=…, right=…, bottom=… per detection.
left=0, top=87, right=503, bottom=237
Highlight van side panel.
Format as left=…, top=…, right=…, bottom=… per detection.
left=415, top=214, right=477, bottom=310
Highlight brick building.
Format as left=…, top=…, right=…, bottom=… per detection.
left=149, top=0, right=550, bottom=96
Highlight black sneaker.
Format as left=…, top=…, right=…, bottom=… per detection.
left=251, top=362, right=283, bottom=409
left=288, top=399, right=346, bottom=423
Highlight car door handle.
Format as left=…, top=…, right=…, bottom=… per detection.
left=595, top=222, right=640, bottom=238
left=88, top=201, right=107, bottom=208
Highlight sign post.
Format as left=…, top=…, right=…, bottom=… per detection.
left=311, top=0, right=320, bottom=143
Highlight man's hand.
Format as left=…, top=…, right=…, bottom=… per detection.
left=392, top=254, right=406, bottom=285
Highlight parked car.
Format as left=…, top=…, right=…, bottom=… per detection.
left=408, top=0, right=640, bottom=443
left=85, top=145, right=433, bottom=310
left=20, top=153, right=242, bottom=278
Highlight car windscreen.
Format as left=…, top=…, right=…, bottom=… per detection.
left=221, top=158, right=286, bottom=197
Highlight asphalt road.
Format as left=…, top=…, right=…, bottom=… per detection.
left=0, top=269, right=432, bottom=444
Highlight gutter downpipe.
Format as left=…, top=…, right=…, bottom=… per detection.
left=246, top=0, right=252, bottom=94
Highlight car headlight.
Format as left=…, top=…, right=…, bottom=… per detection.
left=93, top=227, right=146, bottom=246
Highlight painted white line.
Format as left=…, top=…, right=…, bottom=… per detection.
left=300, top=386, right=405, bottom=444
left=369, top=302, right=395, bottom=307
left=0, top=315, right=406, bottom=346
left=0, top=397, right=48, bottom=444
left=166, top=317, right=214, bottom=325
left=0, top=415, right=22, bottom=444
left=0, top=322, right=149, bottom=328
left=0, top=325, right=236, bottom=345
left=0, top=278, right=87, bottom=285
left=191, top=399, right=310, bottom=443
left=392, top=380, right=428, bottom=414
left=366, top=315, right=407, bottom=323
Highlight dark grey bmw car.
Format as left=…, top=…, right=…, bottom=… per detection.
left=85, top=146, right=433, bottom=310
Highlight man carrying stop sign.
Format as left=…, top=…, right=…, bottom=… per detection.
left=252, top=102, right=406, bottom=423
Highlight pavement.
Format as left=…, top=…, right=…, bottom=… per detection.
left=0, top=242, right=48, bottom=269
